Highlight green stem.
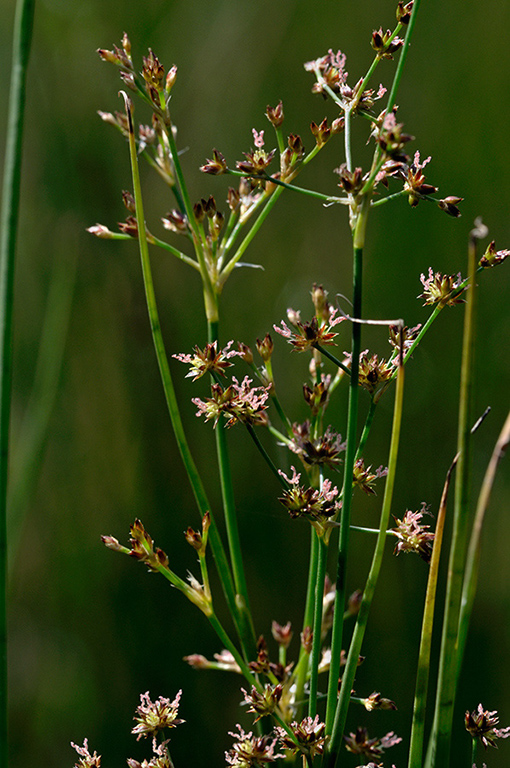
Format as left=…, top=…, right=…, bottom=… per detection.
left=208, top=319, right=257, bottom=661
left=325, top=199, right=367, bottom=735
left=219, top=186, right=285, bottom=287
left=456, top=409, right=510, bottom=678
left=325, top=352, right=405, bottom=768
left=408, top=453, right=458, bottom=768
left=425, top=226, right=478, bottom=768
left=294, top=528, right=319, bottom=718
left=245, top=423, right=288, bottom=488
left=308, top=534, right=327, bottom=718
left=121, top=92, right=240, bottom=636
left=0, top=0, right=35, bottom=759
left=314, top=344, right=351, bottom=376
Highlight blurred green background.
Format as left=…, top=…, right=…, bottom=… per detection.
left=1, top=0, right=509, bottom=765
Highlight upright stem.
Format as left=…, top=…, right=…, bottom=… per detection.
left=425, top=228, right=478, bottom=768
left=208, top=319, right=257, bottom=661
left=325, top=196, right=367, bottom=735
left=121, top=93, right=240, bottom=637
left=0, top=0, right=35, bottom=759
left=308, top=535, right=327, bottom=719
left=325, top=349, right=405, bottom=768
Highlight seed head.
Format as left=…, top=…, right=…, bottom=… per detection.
left=242, top=684, right=283, bottom=722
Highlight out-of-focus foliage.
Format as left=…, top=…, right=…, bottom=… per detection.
left=1, top=0, right=509, bottom=765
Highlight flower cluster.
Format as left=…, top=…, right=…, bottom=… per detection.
left=288, top=421, right=346, bottom=470
left=242, top=684, right=283, bottom=722
left=173, top=340, right=240, bottom=380
left=344, top=727, right=402, bottom=760
left=391, top=504, right=435, bottom=563
left=274, top=308, right=344, bottom=352
left=102, top=519, right=169, bottom=572
left=279, top=467, right=341, bottom=539
left=192, top=376, right=270, bottom=428
left=71, top=739, right=101, bottom=768
left=358, top=352, right=395, bottom=396
left=418, top=267, right=466, bottom=307
left=352, top=459, right=388, bottom=495
left=465, top=704, right=510, bottom=750
left=275, top=715, right=328, bottom=759
left=226, top=725, right=284, bottom=767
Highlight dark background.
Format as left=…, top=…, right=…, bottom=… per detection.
left=1, top=0, right=509, bottom=765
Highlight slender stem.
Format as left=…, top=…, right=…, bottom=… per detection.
left=425, top=227, right=478, bottom=768
left=456, top=409, right=510, bottom=677
left=294, top=528, right=319, bottom=718
left=355, top=397, right=377, bottom=460
left=325, top=198, right=367, bottom=735
left=0, top=0, right=35, bottom=759
left=219, top=186, right=285, bottom=286
left=227, top=169, right=344, bottom=204
left=208, top=319, right=257, bottom=661
left=121, top=92, right=241, bottom=636
left=314, top=344, right=351, bottom=376
left=408, top=453, right=458, bottom=768
left=344, top=107, right=353, bottom=173
left=245, top=423, right=288, bottom=487
left=325, top=352, right=405, bottom=768
left=308, top=535, right=327, bottom=718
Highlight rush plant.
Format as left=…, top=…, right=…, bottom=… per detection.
left=79, top=2, right=509, bottom=766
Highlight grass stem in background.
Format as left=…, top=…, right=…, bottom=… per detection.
left=0, top=0, right=35, bottom=759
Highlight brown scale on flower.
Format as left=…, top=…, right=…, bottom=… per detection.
left=266, top=101, right=284, bottom=128
left=358, top=353, right=395, bottom=396
left=131, top=690, right=185, bottom=743
left=236, top=129, right=277, bottom=176
left=344, top=727, right=402, bottom=760
left=128, top=519, right=169, bottom=571
left=397, top=1, right=414, bottom=24
left=274, top=308, right=344, bottom=353
left=303, top=375, right=331, bottom=417
left=97, top=33, right=134, bottom=72
left=184, top=649, right=241, bottom=673
left=305, top=49, right=349, bottom=97
left=392, top=503, right=435, bottom=563
left=276, top=715, right=328, bottom=759
left=353, top=459, right=388, bottom=495
left=438, top=195, right=463, bottom=217
left=242, top=684, right=283, bottom=722
left=334, top=164, right=365, bottom=195
left=173, top=340, right=241, bottom=381
left=162, top=209, right=189, bottom=235
left=200, top=148, right=228, bottom=175
left=226, top=725, right=284, bottom=767
left=280, top=133, right=305, bottom=180
left=362, top=691, right=397, bottom=712
left=288, top=421, right=346, bottom=471
left=272, top=621, right=293, bottom=649
left=192, top=376, right=270, bottom=428
left=97, top=109, right=130, bottom=136
left=310, top=117, right=344, bottom=148
left=403, top=151, right=438, bottom=206
left=465, top=704, right=510, bottom=750
left=248, top=636, right=292, bottom=683
left=479, top=240, right=510, bottom=268
left=371, top=28, right=404, bottom=58
left=418, top=267, right=466, bottom=307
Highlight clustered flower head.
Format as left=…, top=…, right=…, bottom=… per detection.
left=403, top=151, right=437, bottom=206
left=279, top=466, right=341, bottom=540
left=275, top=715, right=328, bottom=758
left=242, top=684, right=283, bottom=722
left=465, top=704, right=510, bottom=750
left=352, top=459, right=388, bottom=495
left=132, top=691, right=185, bottom=744
left=226, top=725, right=284, bottom=767
left=192, top=376, right=270, bottom=428
left=274, top=307, right=344, bottom=352
left=418, top=267, right=467, bottom=307
left=358, top=352, right=395, bottom=395
left=361, top=691, right=398, bottom=712
left=102, top=519, right=169, bottom=572
left=184, top=648, right=241, bottom=673
left=344, top=727, right=402, bottom=760
left=479, top=240, right=510, bottom=268
left=288, top=421, right=346, bottom=470
left=391, top=503, right=435, bottom=562
left=173, top=340, right=241, bottom=380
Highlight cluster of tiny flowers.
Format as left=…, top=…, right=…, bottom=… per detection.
left=418, top=267, right=466, bottom=307
left=344, top=727, right=402, bottom=760
left=391, top=503, right=435, bottom=563
left=275, top=715, right=328, bottom=759
left=242, top=684, right=283, bottom=722
left=226, top=725, right=284, bottom=767
left=274, top=307, right=344, bottom=352
left=132, top=690, right=184, bottom=747
left=173, top=340, right=241, bottom=380
left=288, top=421, right=346, bottom=470
left=192, top=376, right=270, bottom=428
left=352, top=459, right=388, bottom=495
left=278, top=467, right=341, bottom=539
left=358, top=353, right=395, bottom=395
left=465, top=704, right=510, bottom=750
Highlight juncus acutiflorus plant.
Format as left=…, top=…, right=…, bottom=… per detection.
left=82, top=3, right=509, bottom=766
